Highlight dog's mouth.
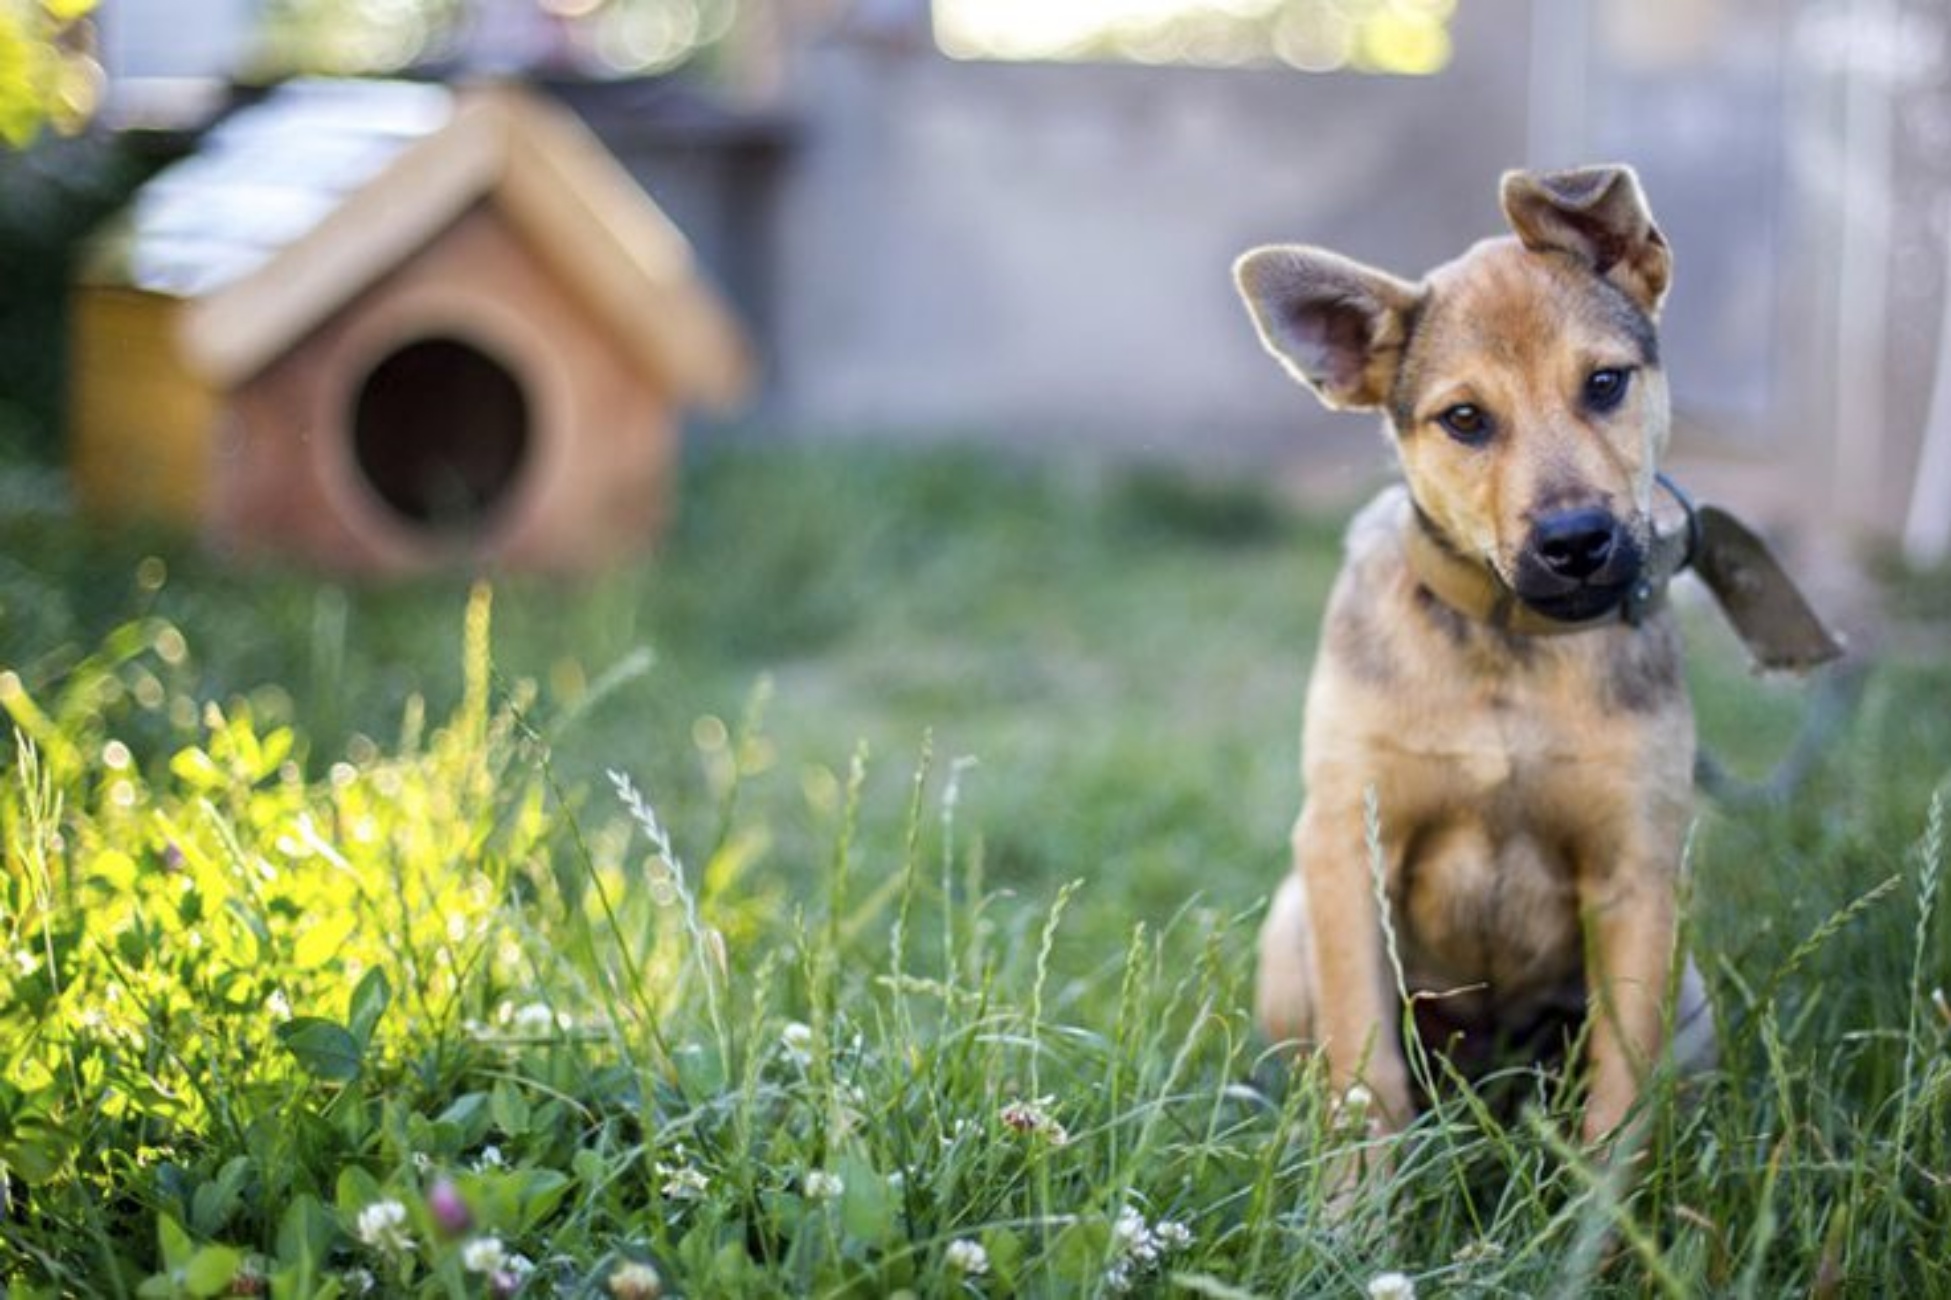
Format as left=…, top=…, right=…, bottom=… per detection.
left=1512, top=577, right=1637, bottom=623
left=1508, top=510, right=1645, bottom=623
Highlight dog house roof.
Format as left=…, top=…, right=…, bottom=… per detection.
left=85, top=77, right=749, bottom=410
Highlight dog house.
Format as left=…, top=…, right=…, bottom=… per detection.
left=70, top=78, right=751, bottom=572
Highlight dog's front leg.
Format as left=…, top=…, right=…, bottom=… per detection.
left=1578, top=862, right=1680, bottom=1145
left=1294, top=798, right=1412, bottom=1130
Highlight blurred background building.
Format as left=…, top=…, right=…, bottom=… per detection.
left=43, top=0, right=1951, bottom=556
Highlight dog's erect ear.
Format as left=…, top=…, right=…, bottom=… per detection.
left=1233, top=246, right=1421, bottom=411
left=1501, top=165, right=1671, bottom=313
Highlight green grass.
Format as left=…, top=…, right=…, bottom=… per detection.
left=1, top=443, right=1947, bottom=1297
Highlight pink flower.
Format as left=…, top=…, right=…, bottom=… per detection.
left=427, top=1178, right=471, bottom=1236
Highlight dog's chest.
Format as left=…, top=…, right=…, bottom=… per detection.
left=1393, top=812, right=1582, bottom=996
left=1323, top=604, right=1640, bottom=994
left=1358, top=629, right=1614, bottom=798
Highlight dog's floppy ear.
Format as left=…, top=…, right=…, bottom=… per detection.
left=1234, top=246, right=1420, bottom=411
left=1501, top=165, right=1671, bottom=313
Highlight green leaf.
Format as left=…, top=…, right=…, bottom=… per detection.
left=277, top=1018, right=363, bottom=1082
left=570, top=1147, right=606, bottom=1185
left=275, top=1193, right=335, bottom=1270
left=711, top=1240, right=759, bottom=1290
left=220, top=900, right=268, bottom=964
left=489, top=1080, right=530, bottom=1138
left=334, top=1166, right=384, bottom=1218
left=433, top=1092, right=490, bottom=1145
left=189, top=1156, right=252, bottom=1237
left=184, top=1246, right=243, bottom=1298
left=333, top=1090, right=373, bottom=1149
left=270, top=1265, right=344, bottom=1300
left=291, top=911, right=357, bottom=970
left=258, top=727, right=295, bottom=777
left=168, top=747, right=226, bottom=792
left=1049, top=1217, right=1112, bottom=1289
left=837, top=1153, right=895, bottom=1247
left=158, top=1213, right=195, bottom=1271
left=981, top=1229, right=1024, bottom=1290
left=514, top=1169, right=570, bottom=1233
left=346, top=968, right=391, bottom=1049
left=0, top=1114, right=70, bottom=1184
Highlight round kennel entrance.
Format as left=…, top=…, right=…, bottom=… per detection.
left=351, top=336, right=531, bottom=535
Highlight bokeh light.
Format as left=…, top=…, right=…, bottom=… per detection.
left=255, top=0, right=458, bottom=77
left=934, top=0, right=1456, bottom=75
left=584, top=0, right=736, bottom=76
left=252, top=0, right=741, bottom=80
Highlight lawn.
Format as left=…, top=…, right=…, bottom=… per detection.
left=0, top=442, right=1946, bottom=1297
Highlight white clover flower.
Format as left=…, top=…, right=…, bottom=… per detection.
left=1103, top=1206, right=1187, bottom=1286
left=997, top=1098, right=1043, bottom=1132
left=354, top=1199, right=412, bottom=1253
left=780, top=1021, right=814, bottom=1066
left=1154, top=1219, right=1193, bottom=1253
left=474, top=1144, right=507, bottom=1171
left=461, top=1236, right=506, bottom=1274
left=1334, top=1083, right=1383, bottom=1135
left=998, top=1097, right=1069, bottom=1146
left=608, top=1259, right=664, bottom=1298
left=1112, top=1206, right=1160, bottom=1267
left=1453, top=1239, right=1504, bottom=1265
left=492, top=1252, right=537, bottom=1297
left=1367, top=1271, right=1417, bottom=1300
left=944, top=1238, right=990, bottom=1276
left=512, top=1002, right=561, bottom=1035
left=659, top=1163, right=709, bottom=1201
left=803, top=1169, right=845, bottom=1200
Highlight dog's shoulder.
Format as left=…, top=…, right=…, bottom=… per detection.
left=1315, top=485, right=1433, bottom=688
left=1338, top=483, right=1417, bottom=582
left=1333, top=483, right=1442, bottom=633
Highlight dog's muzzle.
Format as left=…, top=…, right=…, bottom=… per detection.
left=1511, top=508, right=1645, bottom=622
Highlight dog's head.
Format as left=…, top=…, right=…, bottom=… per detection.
left=1236, top=166, right=1673, bottom=624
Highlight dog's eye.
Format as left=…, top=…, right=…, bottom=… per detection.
left=1436, top=403, right=1492, bottom=445
left=1583, top=367, right=1631, bottom=412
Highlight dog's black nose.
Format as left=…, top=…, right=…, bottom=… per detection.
left=1533, top=509, right=1620, bottom=582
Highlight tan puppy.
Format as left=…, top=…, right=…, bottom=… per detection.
left=1236, top=166, right=1715, bottom=1146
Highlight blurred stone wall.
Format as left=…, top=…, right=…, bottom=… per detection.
left=758, top=0, right=1533, bottom=478
left=564, top=0, right=1950, bottom=545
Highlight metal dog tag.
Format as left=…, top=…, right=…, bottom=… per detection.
left=1692, top=506, right=1846, bottom=673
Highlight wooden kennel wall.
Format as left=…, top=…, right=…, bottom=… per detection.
left=71, top=78, right=751, bottom=573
